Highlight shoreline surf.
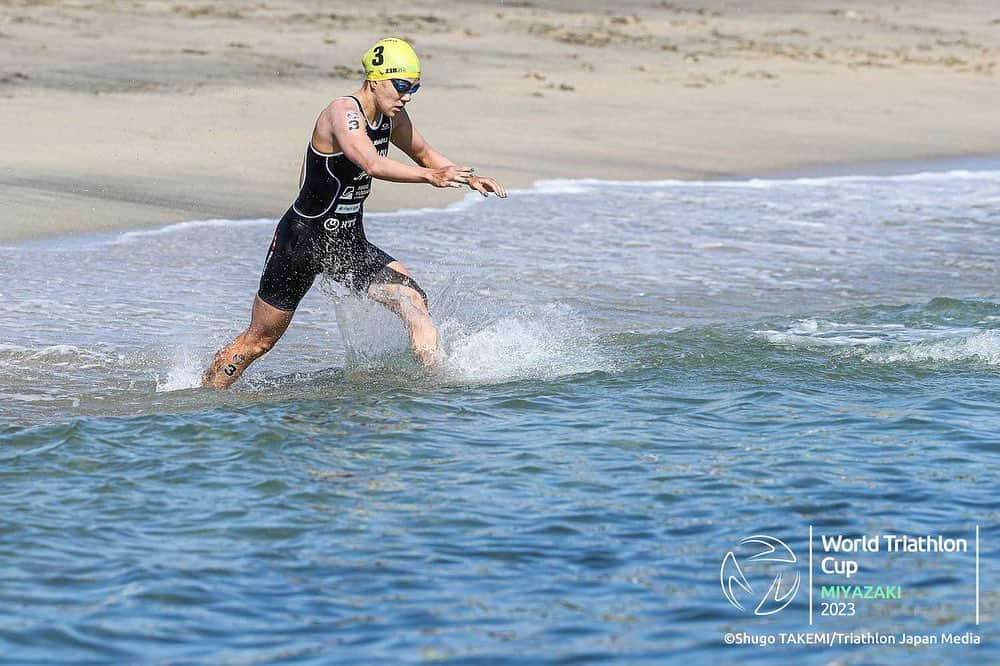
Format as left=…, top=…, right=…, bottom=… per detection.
left=5, top=153, right=1000, bottom=249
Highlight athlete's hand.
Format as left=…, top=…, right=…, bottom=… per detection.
left=427, top=165, right=474, bottom=189
left=468, top=175, right=507, bottom=198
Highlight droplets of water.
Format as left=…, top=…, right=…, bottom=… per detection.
left=326, top=276, right=612, bottom=384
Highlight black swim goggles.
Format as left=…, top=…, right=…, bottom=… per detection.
left=390, top=78, right=421, bottom=95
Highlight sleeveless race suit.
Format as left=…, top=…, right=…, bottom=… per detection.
left=257, top=96, right=425, bottom=311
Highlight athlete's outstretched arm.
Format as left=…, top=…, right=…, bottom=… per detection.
left=322, top=99, right=471, bottom=189
left=390, top=108, right=507, bottom=198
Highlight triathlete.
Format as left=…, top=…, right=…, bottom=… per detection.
left=203, top=38, right=506, bottom=389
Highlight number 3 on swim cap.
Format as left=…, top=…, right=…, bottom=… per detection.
left=362, top=38, right=421, bottom=81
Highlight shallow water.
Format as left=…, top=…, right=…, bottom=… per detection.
left=1, top=163, right=997, bottom=663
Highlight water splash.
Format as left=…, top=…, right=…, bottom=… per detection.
left=442, top=303, right=608, bottom=383
left=155, top=349, right=208, bottom=392
left=326, top=277, right=609, bottom=385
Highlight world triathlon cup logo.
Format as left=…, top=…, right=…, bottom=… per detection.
left=720, top=535, right=801, bottom=615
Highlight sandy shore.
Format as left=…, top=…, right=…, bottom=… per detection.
left=2, top=0, right=999, bottom=242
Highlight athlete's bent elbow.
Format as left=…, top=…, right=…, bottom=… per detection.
left=364, top=157, right=389, bottom=180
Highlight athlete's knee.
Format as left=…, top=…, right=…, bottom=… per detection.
left=371, top=284, right=427, bottom=314
left=370, top=267, right=429, bottom=310
left=398, top=284, right=429, bottom=311
left=408, top=282, right=429, bottom=309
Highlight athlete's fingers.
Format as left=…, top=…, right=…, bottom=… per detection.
left=479, top=177, right=507, bottom=198
left=469, top=178, right=488, bottom=197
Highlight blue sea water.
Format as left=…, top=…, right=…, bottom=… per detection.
left=0, top=161, right=997, bottom=664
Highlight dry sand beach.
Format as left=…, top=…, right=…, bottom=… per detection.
left=1, top=0, right=999, bottom=241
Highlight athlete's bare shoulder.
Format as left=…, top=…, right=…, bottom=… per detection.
left=317, top=97, right=358, bottom=132
left=313, top=97, right=361, bottom=153
left=327, top=96, right=359, bottom=114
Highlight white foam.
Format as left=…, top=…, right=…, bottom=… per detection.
left=758, top=329, right=888, bottom=347
left=26, top=344, right=85, bottom=359
left=757, top=319, right=905, bottom=348
left=863, top=331, right=1000, bottom=366
left=366, top=191, right=494, bottom=219
left=111, top=217, right=276, bottom=244
left=756, top=317, right=988, bottom=350
left=529, top=180, right=604, bottom=195
left=533, top=169, right=1000, bottom=191
left=0, top=343, right=31, bottom=354
left=0, top=344, right=114, bottom=367
left=759, top=316, right=1000, bottom=366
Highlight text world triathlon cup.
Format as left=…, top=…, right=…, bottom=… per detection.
left=721, top=536, right=801, bottom=615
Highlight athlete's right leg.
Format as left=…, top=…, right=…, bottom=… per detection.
left=367, top=261, right=440, bottom=368
left=202, top=295, right=295, bottom=389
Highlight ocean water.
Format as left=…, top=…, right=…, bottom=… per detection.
left=0, top=162, right=997, bottom=664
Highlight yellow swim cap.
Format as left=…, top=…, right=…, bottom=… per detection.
left=362, top=37, right=421, bottom=81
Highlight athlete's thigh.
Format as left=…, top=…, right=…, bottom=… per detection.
left=258, top=214, right=319, bottom=312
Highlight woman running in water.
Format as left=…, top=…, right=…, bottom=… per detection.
left=203, top=38, right=506, bottom=388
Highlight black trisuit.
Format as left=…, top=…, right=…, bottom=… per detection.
left=257, top=96, right=426, bottom=312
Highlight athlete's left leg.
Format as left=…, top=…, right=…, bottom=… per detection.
left=202, top=295, right=296, bottom=389
left=367, top=261, right=440, bottom=368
